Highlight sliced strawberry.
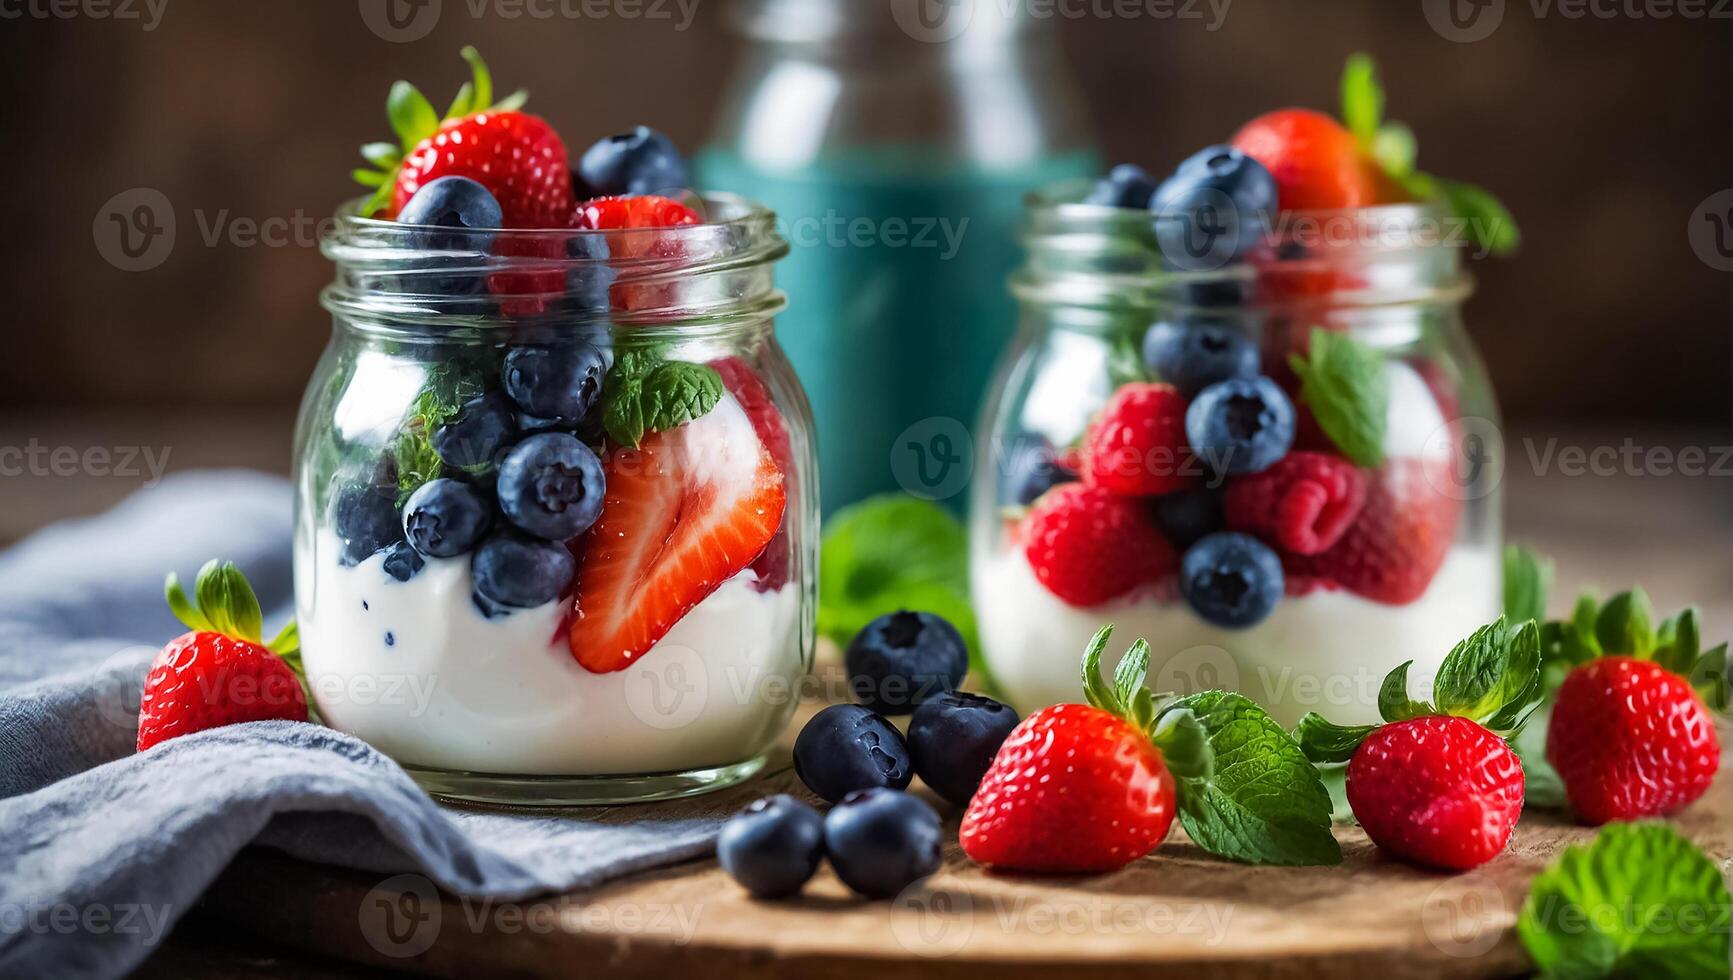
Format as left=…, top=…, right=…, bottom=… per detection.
left=710, top=357, right=795, bottom=591
left=569, top=398, right=786, bottom=672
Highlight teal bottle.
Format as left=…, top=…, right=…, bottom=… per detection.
left=698, top=0, right=1097, bottom=514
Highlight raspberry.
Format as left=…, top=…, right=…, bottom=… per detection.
left=1223, top=451, right=1368, bottom=556
left=1023, top=485, right=1175, bottom=607
left=1080, top=383, right=1193, bottom=496
left=1285, top=457, right=1459, bottom=604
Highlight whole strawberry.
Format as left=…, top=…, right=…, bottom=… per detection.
left=960, top=627, right=1209, bottom=873
left=1299, top=617, right=1544, bottom=870
left=1022, top=484, right=1175, bottom=606
left=137, top=561, right=307, bottom=751
left=1231, top=108, right=1377, bottom=212
left=354, top=47, right=572, bottom=228
left=1541, top=590, right=1725, bottom=825
left=1080, top=382, right=1193, bottom=496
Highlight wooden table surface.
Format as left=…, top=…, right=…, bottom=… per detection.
left=14, top=417, right=1719, bottom=977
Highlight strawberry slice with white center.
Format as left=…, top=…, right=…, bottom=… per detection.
left=569, top=396, right=786, bottom=672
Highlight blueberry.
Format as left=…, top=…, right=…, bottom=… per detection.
left=1181, top=532, right=1284, bottom=628
left=565, top=228, right=616, bottom=315
left=1151, top=145, right=1276, bottom=272
left=396, top=176, right=504, bottom=250
left=578, top=126, right=691, bottom=197
left=496, top=432, right=606, bottom=541
left=433, top=391, right=518, bottom=470
left=471, top=532, right=575, bottom=613
left=1002, top=436, right=1077, bottom=506
left=332, top=484, right=402, bottom=565
left=516, top=413, right=570, bottom=434
left=1142, top=321, right=1259, bottom=398
left=717, top=795, right=825, bottom=900
left=907, top=692, right=1020, bottom=807
left=823, top=789, right=943, bottom=900
left=793, top=704, right=913, bottom=803
left=502, top=345, right=607, bottom=423
left=844, top=611, right=969, bottom=715
left=381, top=541, right=426, bottom=582
left=1083, top=163, right=1158, bottom=210
left=1185, top=376, right=1295, bottom=475
left=1151, top=486, right=1222, bottom=551
left=402, top=478, right=492, bottom=558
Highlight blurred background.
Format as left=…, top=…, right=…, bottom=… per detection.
left=0, top=0, right=1728, bottom=539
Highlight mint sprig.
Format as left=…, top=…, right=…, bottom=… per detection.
left=1518, top=822, right=1731, bottom=979
left=1339, top=53, right=1520, bottom=257
left=818, top=495, right=985, bottom=687
left=1082, top=626, right=1341, bottom=866
left=1288, top=329, right=1387, bottom=468
left=1298, top=616, right=1545, bottom=763
left=600, top=347, right=724, bottom=449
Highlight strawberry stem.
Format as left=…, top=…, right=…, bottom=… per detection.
left=1080, top=623, right=1215, bottom=780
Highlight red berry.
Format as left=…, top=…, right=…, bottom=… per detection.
left=1080, top=383, right=1193, bottom=496
left=573, top=195, right=702, bottom=311
left=1284, top=457, right=1459, bottom=604
left=960, top=703, right=1176, bottom=873
left=1023, top=484, right=1175, bottom=607
left=1232, top=109, right=1378, bottom=212
left=710, top=356, right=795, bottom=592
left=137, top=632, right=308, bottom=751
left=1346, top=716, right=1524, bottom=871
left=395, top=111, right=574, bottom=229
left=1224, top=451, right=1368, bottom=556
left=1546, top=657, right=1720, bottom=825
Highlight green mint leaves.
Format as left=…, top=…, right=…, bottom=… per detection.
left=355, top=47, right=529, bottom=217
left=165, top=559, right=299, bottom=658
left=1169, top=690, right=1343, bottom=867
left=600, top=348, right=724, bottom=449
left=1288, top=329, right=1388, bottom=468
left=818, top=495, right=984, bottom=682
left=389, top=367, right=485, bottom=505
left=1519, top=823, right=1731, bottom=980
left=1338, top=53, right=1521, bottom=257
left=1081, top=627, right=1340, bottom=866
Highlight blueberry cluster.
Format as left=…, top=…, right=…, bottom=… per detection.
left=718, top=789, right=943, bottom=901
left=1088, top=144, right=1276, bottom=291
left=793, top=612, right=1019, bottom=808
left=330, top=341, right=611, bottom=618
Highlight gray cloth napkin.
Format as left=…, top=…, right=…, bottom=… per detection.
left=0, top=472, right=735, bottom=980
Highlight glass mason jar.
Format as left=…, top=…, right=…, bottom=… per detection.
left=294, top=194, right=816, bottom=805
left=971, top=182, right=1502, bottom=729
left=698, top=0, right=1097, bottom=513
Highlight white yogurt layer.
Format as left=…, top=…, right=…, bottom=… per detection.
left=973, top=544, right=1501, bottom=728
left=295, top=531, right=802, bottom=775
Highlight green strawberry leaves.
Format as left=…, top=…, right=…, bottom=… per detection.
left=1504, top=543, right=1554, bottom=628
left=1338, top=53, right=1521, bottom=257
left=1518, top=822, right=1731, bottom=980
left=1288, top=329, right=1387, bottom=468
left=600, top=350, right=724, bottom=450
left=1538, top=588, right=1730, bottom=710
left=166, top=560, right=299, bottom=659
left=1293, top=714, right=1377, bottom=765
left=1081, top=627, right=1339, bottom=866
left=355, top=47, right=528, bottom=217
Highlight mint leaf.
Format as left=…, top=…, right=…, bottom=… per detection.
left=1433, top=618, right=1543, bottom=732
left=1505, top=543, right=1554, bottom=626
left=1595, top=589, right=1656, bottom=656
left=1511, top=702, right=1567, bottom=811
left=599, top=348, right=722, bottom=448
left=1288, top=330, right=1387, bottom=468
left=1293, top=712, right=1376, bottom=765
left=1519, top=823, right=1731, bottom=979
left=1340, top=53, right=1384, bottom=148
left=818, top=495, right=985, bottom=686
left=1169, top=691, right=1342, bottom=867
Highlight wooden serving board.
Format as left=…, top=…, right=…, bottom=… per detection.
left=203, top=731, right=1731, bottom=980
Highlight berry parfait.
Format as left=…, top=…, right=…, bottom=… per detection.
left=972, top=57, right=1510, bottom=728
left=294, top=50, right=815, bottom=804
